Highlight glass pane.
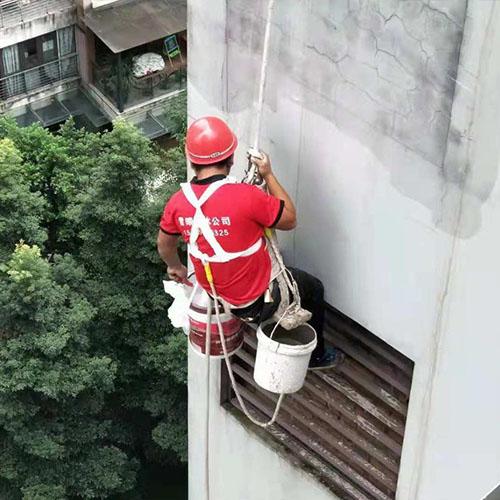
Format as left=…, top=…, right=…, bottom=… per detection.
left=60, top=55, right=78, bottom=79
left=24, top=67, right=44, bottom=92
left=1, top=44, right=21, bottom=76
left=42, top=38, right=57, bottom=63
left=57, top=26, right=76, bottom=56
left=22, top=39, right=41, bottom=69
left=13, top=107, right=39, bottom=127
left=59, top=90, right=109, bottom=128
left=135, top=114, right=165, bottom=139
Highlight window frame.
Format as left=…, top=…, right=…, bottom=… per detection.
left=18, top=32, right=58, bottom=71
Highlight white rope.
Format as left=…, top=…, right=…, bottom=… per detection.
left=267, top=234, right=301, bottom=307
left=204, top=301, right=212, bottom=500
left=253, top=0, right=275, bottom=150
left=244, top=0, right=276, bottom=184
left=208, top=279, right=285, bottom=428
left=240, top=0, right=301, bottom=307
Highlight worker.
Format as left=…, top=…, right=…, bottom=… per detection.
left=157, top=116, right=344, bottom=370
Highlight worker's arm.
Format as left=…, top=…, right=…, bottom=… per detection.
left=251, top=153, right=297, bottom=230
left=157, top=230, right=189, bottom=284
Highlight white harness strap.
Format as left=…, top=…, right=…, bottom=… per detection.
left=180, top=178, right=263, bottom=264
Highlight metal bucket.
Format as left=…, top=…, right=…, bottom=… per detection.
left=254, top=322, right=317, bottom=394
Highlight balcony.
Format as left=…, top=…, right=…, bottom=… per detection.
left=0, top=53, right=79, bottom=102
left=83, top=0, right=186, bottom=114
left=0, top=0, right=74, bottom=29
left=91, top=35, right=186, bottom=112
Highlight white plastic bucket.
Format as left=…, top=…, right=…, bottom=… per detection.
left=254, top=322, right=317, bottom=394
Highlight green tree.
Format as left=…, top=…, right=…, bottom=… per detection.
left=0, top=138, right=46, bottom=260
left=0, top=110, right=187, bottom=499
left=162, top=93, right=187, bottom=144
left=0, top=244, right=134, bottom=498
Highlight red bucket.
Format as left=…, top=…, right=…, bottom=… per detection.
left=188, top=287, right=244, bottom=358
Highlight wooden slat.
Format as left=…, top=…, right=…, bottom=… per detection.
left=234, top=383, right=393, bottom=500
left=233, top=367, right=398, bottom=492
left=243, top=333, right=258, bottom=351
left=232, top=363, right=400, bottom=476
left=312, top=371, right=405, bottom=438
left=230, top=398, right=374, bottom=500
left=298, top=392, right=400, bottom=474
left=234, top=344, right=258, bottom=366
left=234, top=342, right=404, bottom=450
left=304, top=376, right=403, bottom=455
left=339, top=357, right=409, bottom=416
left=324, top=309, right=413, bottom=376
left=324, top=329, right=411, bottom=396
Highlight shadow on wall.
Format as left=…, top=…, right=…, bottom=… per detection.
left=484, top=482, right=500, bottom=500
left=190, top=0, right=500, bottom=238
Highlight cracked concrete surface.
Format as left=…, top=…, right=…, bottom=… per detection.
left=224, top=0, right=466, bottom=168
left=194, top=0, right=500, bottom=239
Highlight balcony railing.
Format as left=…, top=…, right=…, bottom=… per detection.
left=0, top=0, right=74, bottom=29
left=92, top=58, right=187, bottom=112
left=0, top=54, right=79, bottom=102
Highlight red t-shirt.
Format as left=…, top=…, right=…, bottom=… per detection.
left=160, top=175, right=284, bottom=305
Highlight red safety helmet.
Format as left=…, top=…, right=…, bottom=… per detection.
left=185, top=116, right=238, bottom=165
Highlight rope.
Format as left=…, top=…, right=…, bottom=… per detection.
left=202, top=2, right=282, bottom=497
left=253, top=0, right=275, bottom=149
left=264, top=228, right=301, bottom=311
left=206, top=264, right=285, bottom=428
left=244, top=0, right=276, bottom=185
left=241, top=0, right=301, bottom=308
left=204, top=298, right=212, bottom=500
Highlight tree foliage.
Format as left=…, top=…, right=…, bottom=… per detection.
left=0, top=101, right=187, bottom=499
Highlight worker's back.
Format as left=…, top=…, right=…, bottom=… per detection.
left=160, top=175, right=283, bottom=305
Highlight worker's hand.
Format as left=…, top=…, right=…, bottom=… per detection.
left=167, top=264, right=190, bottom=285
left=251, top=151, right=272, bottom=179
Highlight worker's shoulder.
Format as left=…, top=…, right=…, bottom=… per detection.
left=165, top=188, right=185, bottom=205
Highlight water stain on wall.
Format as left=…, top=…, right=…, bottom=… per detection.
left=190, top=0, right=500, bottom=238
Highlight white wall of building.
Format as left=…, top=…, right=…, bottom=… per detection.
left=188, top=1, right=500, bottom=498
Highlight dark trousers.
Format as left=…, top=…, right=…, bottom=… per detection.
left=232, top=267, right=325, bottom=361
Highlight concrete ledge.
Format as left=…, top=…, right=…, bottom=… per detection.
left=91, top=0, right=136, bottom=11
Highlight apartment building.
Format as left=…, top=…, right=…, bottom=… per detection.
left=187, top=1, right=500, bottom=499
left=0, top=0, right=186, bottom=138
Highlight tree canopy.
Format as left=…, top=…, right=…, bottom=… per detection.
left=0, top=96, right=187, bottom=499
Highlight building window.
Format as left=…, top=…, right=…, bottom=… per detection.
left=0, top=27, right=78, bottom=101
left=22, top=38, right=40, bottom=68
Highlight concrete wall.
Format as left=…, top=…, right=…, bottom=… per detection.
left=91, top=0, right=121, bottom=9
left=188, top=1, right=500, bottom=499
left=0, top=6, right=76, bottom=49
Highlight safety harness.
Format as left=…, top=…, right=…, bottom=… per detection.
left=180, top=177, right=263, bottom=266
left=181, top=173, right=312, bottom=330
